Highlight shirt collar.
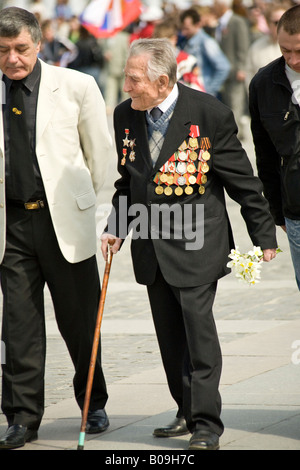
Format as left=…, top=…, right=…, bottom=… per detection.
left=148, top=83, right=179, bottom=115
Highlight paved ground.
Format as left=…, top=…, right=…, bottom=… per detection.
left=0, top=116, right=299, bottom=452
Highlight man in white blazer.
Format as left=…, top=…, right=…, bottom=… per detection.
left=0, top=7, right=112, bottom=449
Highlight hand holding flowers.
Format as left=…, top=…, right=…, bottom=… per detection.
left=227, top=246, right=281, bottom=286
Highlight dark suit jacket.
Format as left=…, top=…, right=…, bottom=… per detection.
left=109, top=83, right=277, bottom=288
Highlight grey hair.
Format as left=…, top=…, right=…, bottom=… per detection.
left=129, top=38, right=178, bottom=87
left=0, top=7, right=42, bottom=44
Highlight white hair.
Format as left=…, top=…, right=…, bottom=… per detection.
left=128, top=38, right=178, bottom=87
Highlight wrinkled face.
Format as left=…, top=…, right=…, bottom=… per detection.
left=0, top=28, right=40, bottom=80
left=123, top=54, right=168, bottom=111
left=278, top=28, right=300, bottom=73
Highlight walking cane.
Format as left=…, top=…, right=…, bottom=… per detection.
left=77, top=241, right=114, bottom=450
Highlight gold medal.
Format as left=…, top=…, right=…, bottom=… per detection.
left=189, top=137, right=198, bottom=149
left=155, top=185, right=164, bottom=195
left=160, top=173, right=168, bottom=184
left=201, top=174, right=207, bottom=184
left=185, top=186, right=194, bottom=195
left=199, top=186, right=206, bottom=195
left=167, top=175, right=174, bottom=185
left=202, top=151, right=211, bottom=161
left=189, top=175, right=197, bottom=185
left=164, top=187, right=173, bottom=196
left=175, top=187, right=184, bottom=196
left=187, top=163, right=196, bottom=174
left=201, top=162, right=209, bottom=173
left=189, top=151, right=198, bottom=161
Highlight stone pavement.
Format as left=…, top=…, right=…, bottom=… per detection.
left=0, top=117, right=299, bottom=452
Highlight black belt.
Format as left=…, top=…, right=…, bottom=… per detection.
left=7, top=199, right=47, bottom=210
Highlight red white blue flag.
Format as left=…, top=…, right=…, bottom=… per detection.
left=80, top=0, right=142, bottom=38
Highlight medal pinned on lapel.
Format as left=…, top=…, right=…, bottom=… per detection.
left=122, top=129, right=136, bottom=165
left=189, top=125, right=200, bottom=150
left=121, top=149, right=127, bottom=166
left=129, top=151, right=136, bottom=162
left=129, top=139, right=136, bottom=162
left=123, top=129, right=130, bottom=147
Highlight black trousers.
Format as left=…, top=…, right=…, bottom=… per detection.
left=147, top=267, right=223, bottom=436
left=0, top=203, right=108, bottom=430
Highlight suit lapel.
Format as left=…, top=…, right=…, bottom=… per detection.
left=0, top=71, right=4, bottom=157
left=130, top=109, right=153, bottom=172
left=36, top=60, right=60, bottom=145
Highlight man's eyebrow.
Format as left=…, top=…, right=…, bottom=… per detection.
left=0, top=43, right=28, bottom=48
left=124, top=71, right=144, bottom=79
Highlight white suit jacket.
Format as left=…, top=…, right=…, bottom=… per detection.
left=0, top=59, right=112, bottom=264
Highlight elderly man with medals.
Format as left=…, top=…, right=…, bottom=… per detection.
left=101, top=38, right=278, bottom=451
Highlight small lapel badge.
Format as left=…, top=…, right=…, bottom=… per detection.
left=12, top=107, right=22, bottom=116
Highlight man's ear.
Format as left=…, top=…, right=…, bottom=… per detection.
left=36, top=40, right=41, bottom=55
left=158, top=74, right=169, bottom=91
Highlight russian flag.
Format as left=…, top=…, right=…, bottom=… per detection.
left=80, top=0, right=142, bottom=38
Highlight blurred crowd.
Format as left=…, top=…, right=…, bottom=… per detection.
left=2, top=0, right=299, bottom=135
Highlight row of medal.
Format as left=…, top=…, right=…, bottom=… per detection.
left=153, top=138, right=211, bottom=197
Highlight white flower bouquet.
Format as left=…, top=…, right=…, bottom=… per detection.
left=227, top=246, right=281, bottom=286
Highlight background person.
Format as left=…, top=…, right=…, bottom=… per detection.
left=179, top=8, right=231, bottom=96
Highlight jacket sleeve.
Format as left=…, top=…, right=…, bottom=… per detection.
left=249, top=78, right=284, bottom=226
left=78, top=75, right=112, bottom=197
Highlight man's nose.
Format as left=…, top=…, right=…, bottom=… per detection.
left=6, top=50, right=19, bottom=64
left=123, top=77, right=132, bottom=93
left=288, top=53, right=300, bottom=68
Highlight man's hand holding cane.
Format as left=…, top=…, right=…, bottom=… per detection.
left=101, top=234, right=122, bottom=261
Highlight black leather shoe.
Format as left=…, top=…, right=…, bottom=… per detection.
left=153, top=417, right=189, bottom=437
left=188, top=430, right=220, bottom=450
left=0, top=425, right=38, bottom=450
left=86, top=409, right=109, bottom=434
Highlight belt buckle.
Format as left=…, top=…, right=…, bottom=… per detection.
left=24, top=200, right=45, bottom=210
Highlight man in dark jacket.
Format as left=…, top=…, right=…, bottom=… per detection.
left=249, top=4, right=300, bottom=290
left=102, top=38, right=277, bottom=450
